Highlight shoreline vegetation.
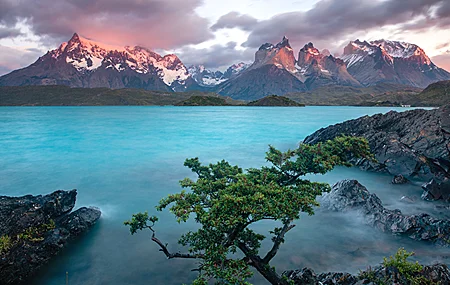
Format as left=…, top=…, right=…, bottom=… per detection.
left=0, top=80, right=448, bottom=107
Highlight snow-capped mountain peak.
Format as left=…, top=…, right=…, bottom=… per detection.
left=340, top=39, right=448, bottom=87
left=48, top=33, right=190, bottom=87
left=370, top=39, right=431, bottom=65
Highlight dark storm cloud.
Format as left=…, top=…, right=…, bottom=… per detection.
left=178, top=42, right=254, bottom=69
left=211, top=12, right=259, bottom=31
left=0, top=27, right=21, bottom=39
left=0, top=0, right=213, bottom=49
left=242, top=0, right=446, bottom=49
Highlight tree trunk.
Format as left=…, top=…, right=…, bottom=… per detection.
left=238, top=243, right=289, bottom=285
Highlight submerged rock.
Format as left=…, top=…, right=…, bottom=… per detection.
left=399, top=195, right=415, bottom=204
left=392, top=174, right=408, bottom=184
left=0, top=190, right=101, bottom=284
left=283, top=263, right=450, bottom=285
left=320, top=179, right=450, bottom=246
left=304, top=105, right=450, bottom=200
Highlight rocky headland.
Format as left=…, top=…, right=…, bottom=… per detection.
left=0, top=190, right=101, bottom=284
left=304, top=105, right=450, bottom=202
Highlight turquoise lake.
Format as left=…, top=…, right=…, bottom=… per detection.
left=0, top=106, right=447, bottom=285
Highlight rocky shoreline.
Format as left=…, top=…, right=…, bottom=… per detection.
left=283, top=263, right=450, bottom=285
left=304, top=105, right=450, bottom=202
left=0, top=190, right=101, bottom=284
left=321, top=179, right=450, bottom=246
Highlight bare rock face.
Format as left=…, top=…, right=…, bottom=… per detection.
left=304, top=105, right=450, bottom=201
left=0, top=190, right=101, bottom=284
left=320, top=180, right=450, bottom=246
left=297, top=42, right=362, bottom=89
left=215, top=64, right=307, bottom=100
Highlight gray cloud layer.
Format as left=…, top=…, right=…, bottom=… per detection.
left=0, top=45, right=42, bottom=76
left=0, top=27, right=22, bottom=39
left=0, top=0, right=213, bottom=49
left=240, top=0, right=449, bottom=50
left=206, top=0, right=450, bottom=69
left=211, top=12, right=258, bottom=31
left=178, top=41, right=254, bottom=69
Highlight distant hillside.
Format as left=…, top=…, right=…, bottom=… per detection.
left=284, top=83, right=427, bottom=106
left=0, top=85, right=218, bottom=106
left=175, top=95, right=243, bottom=106
left=413, top=80, right=450, bottom=106
left=247, top=95, right=305, bottom=106
left=1, top=82, right=446, bottom=107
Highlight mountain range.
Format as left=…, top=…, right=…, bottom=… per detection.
left=1, top=33, right=449, bottom=100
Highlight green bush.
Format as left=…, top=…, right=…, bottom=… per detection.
left=383, top=248, right=422, bottom=279
left=17, top=219, right=56, bottom=242
left=0, top=235, right=12, bottom=254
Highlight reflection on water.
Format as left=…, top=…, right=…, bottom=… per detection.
left=0, top=106, right=445, bottom=285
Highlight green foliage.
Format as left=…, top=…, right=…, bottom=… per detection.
left=0, top=235, right=12, bottom=254
left=247, top=95, right=305, bottom=107
left=383, top=248, right=422, bottom=280
left=17, top=219, right=56, bottom=242
left=125, top=136, right=373, bottom=285
left=359, top=248, right=438, bottom=285
left=175, top=96, right=237, bottom=106
left=124, top=212, right=158, bottom=235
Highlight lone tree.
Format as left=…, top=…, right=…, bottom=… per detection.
left=125, top=136, right=372, bottom=285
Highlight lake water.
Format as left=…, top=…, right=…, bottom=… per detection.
left=0, top=106, right=447, bottom=285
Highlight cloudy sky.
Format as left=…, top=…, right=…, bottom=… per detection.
left=0, top=0, right=449, bottom=75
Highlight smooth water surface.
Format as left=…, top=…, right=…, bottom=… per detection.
left=0, top=106, right=446, bottom=285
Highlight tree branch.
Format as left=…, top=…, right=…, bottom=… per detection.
left=151, top=234, right=204, bottom=259
left=263, top=221, right=295, bottom=263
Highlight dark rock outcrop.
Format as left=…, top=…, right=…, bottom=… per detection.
left=320, top=179, right=450, bottom=246
left=0, top=190, right=101, bottom=284
left=304, top=105, right=450, bottom=200
left=392, top=174, right=408, bottom=184
left=283, top=263, right=450, bottom=285
left=422, top=178, right=450, bottom=202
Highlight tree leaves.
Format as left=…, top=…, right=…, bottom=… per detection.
left=125, top=136, right=372, bottom=284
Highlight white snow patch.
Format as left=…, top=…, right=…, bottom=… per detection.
left=202, top=77, right=228, bottom=86
left=341, top=54, right=364, bottom=68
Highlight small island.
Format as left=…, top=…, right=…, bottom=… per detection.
left=247, top=95, right=305, bottom=106
left=175, top=95, right=239, bottom=106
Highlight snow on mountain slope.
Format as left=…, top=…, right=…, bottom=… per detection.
left=52, top=33, right=189, bottom=87
left=188, top=62, right=250, bottom=87
left=341, top=39, right=450, bottom=87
